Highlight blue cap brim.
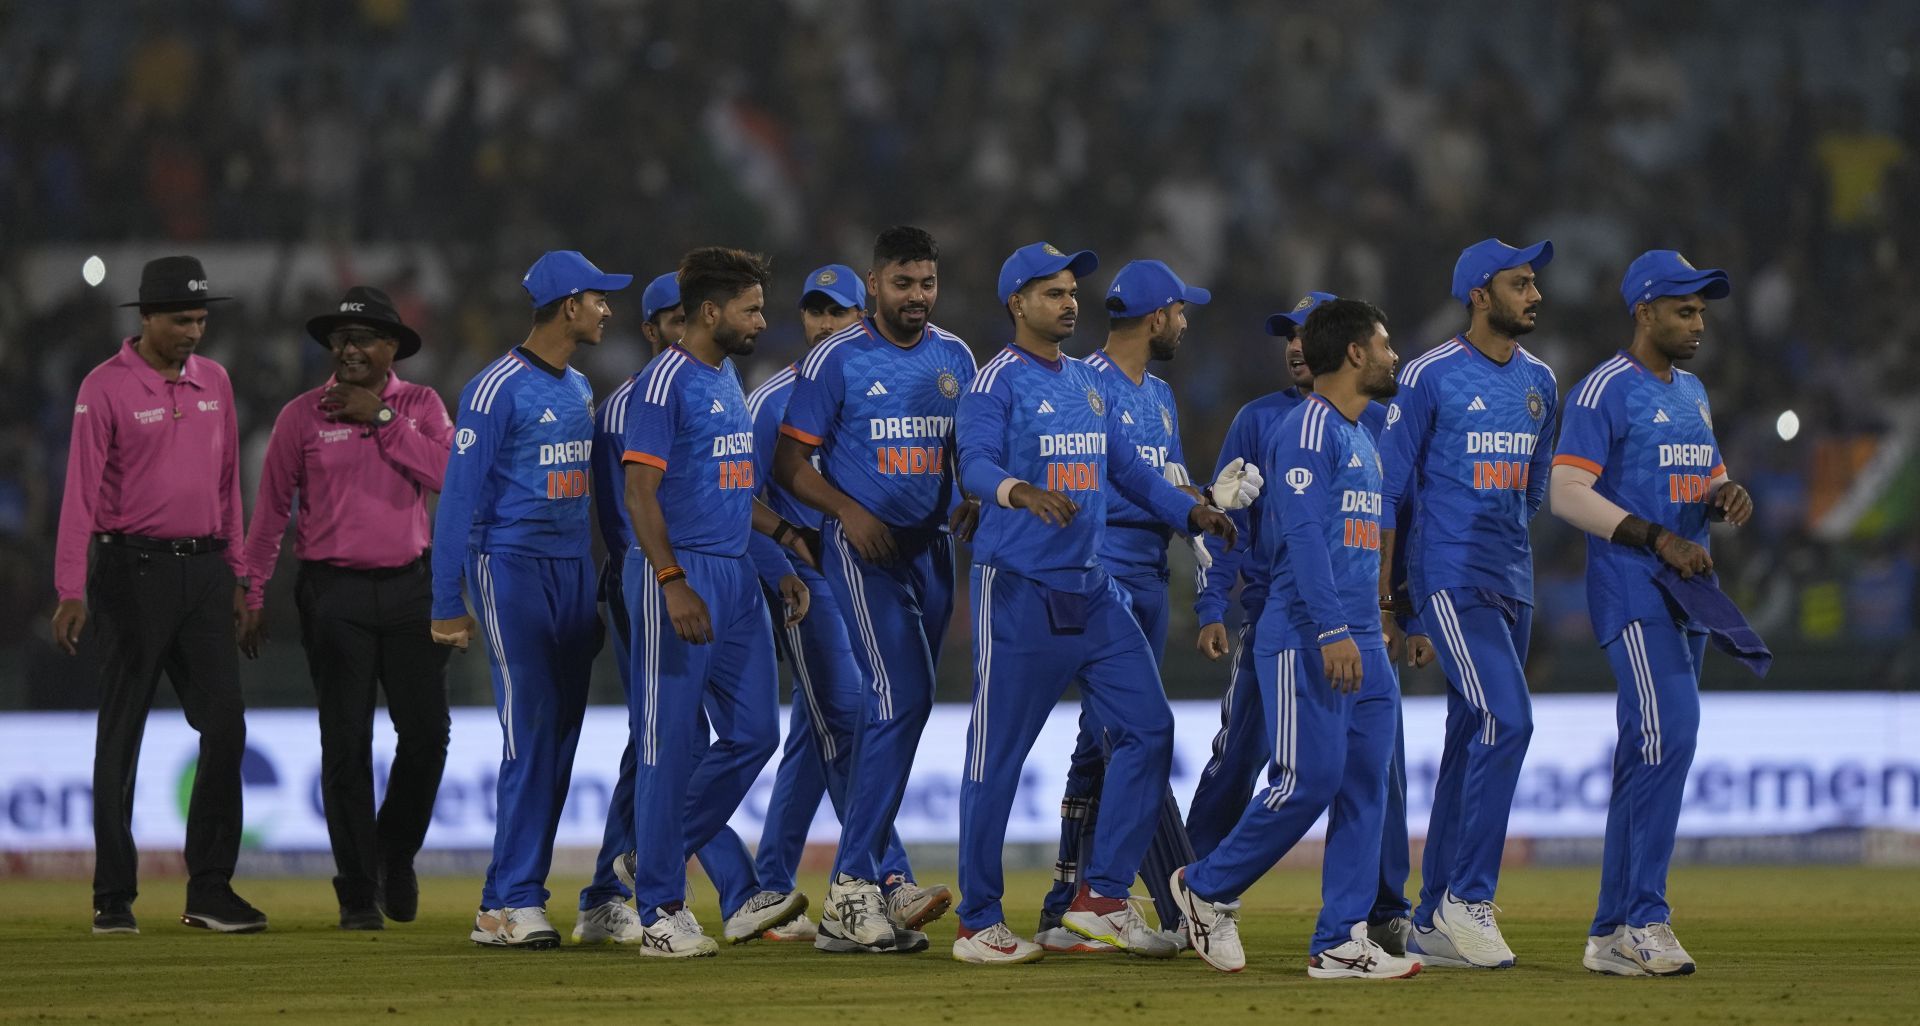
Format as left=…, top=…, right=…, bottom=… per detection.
left=592, top=273, right=634, bottom=294
left=1182, top=285, right=1212, bottom=306
left=1264, top=313, right=1296, bottom=337
left=1665, top=270, right=1730, bottom=301
left=1511, top=240, right=1553, bottom=273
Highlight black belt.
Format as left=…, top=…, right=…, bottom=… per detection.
left=95, top=532, right=226, bottom=555
left=303, top=555, right=426, bottom=580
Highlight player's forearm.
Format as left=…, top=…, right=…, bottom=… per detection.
left=1283, top=523, right=1349, bottom=640
left=1110, top=452, right=1199, bottom=531
left=774, top=435, right=866, bottom=521
left=625, top=489, right=681, bottom=576
left=1378, top=528, right=1399, bottom=600
left=1549, top=464, right=1632, bottom=540
left=429, top=465, right=482, bottom=619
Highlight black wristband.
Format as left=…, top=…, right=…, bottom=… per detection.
left=1611, top=514, right=1664, bottom=550
left=772, top=520, right=796, bottom=544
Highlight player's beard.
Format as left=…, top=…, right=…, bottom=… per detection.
left=1488, top=299, right=1538, bottom=337
left=880, top=301, right=928, bottom=340
left=1363, top=353, right=1399, bottom=399
left=1148, top=323, right=1181, bottom=362
left=715, top=322, right=757, bottom=357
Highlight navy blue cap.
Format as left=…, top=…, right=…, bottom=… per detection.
left=998, top=242, right=1098, bottom=304
left=1264, top=291, right=1340, bottom=337
left=1620, top=250, right=1731, bottom=314
left=1451, top=238, right=1553, bottom=306
left=640, top=273, right=680, bottom=322
left=800, top=263, right=866, bottom=311
left=521, top=250, right=633, bottom=308
left=1106, top=260, right=1211, bottom=318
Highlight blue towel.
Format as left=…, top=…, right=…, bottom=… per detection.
left=1652, top=568, right=1772, bottom=678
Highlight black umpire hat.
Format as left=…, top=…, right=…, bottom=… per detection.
left=119, top=255, right=233, bottom=311
left=306, top=286, right=422, bottom=360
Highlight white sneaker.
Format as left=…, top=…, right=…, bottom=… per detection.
left=818, top=874, right=894, bottom=950
left=1035, top=926, right=1119, bottom=953
left=1582, top=926, right=1650, bottom=976
left=952, top=922, right=1044, bottom=965
left=1430, top=890, right=1516, bottom=968
left=1406, top=921, right=1473, bottom=968
left=1168, top=867, right=1244, bottom=973
left=723, top=890, right=807, bottom=944
left=1063, top=885, right=1177, bottom=959
left=883, top=876, right=954, bottom=930
left=1369, top=916, right=1412, bottom=957
left=1308, top=922, right=1423, bottom=979
left=762, top=912, right=818, bottom=942
left=1622, top=923, right=1696, bottom=976
left=638, top=907, right=719, bottom=959
left=614, top=849, right=637, bottom=891
left=471, top=906, right=561, bottom=949
left=572, top=899, right=645, bottom=944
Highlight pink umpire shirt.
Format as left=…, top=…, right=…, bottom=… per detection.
left=241, top=370, right=454, bottom=607
left=55, top=338, right=246, bottom=601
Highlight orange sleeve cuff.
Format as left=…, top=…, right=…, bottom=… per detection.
left=779, top=424, right=823, bottom=446
left=622, top=450, right=667, bottom=470
left=1709, top=463, right=1727, bottom=479
left=1552, top=454, right=1604, bottom=476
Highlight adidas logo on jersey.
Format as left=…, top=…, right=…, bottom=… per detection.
left=1348, top=453, right=1364, bottom=468
left=1654, top=409, right=1671, bottom=423
left=1467, top=396, right=1487, bottom=412
left=710, top=399, right=726, bottom=413
left=1037, top=400, right=1056, bottom=414
left=1122, top=410, right=1135, bottom=424
left=867, top=381, right=889, bottom=397
left=539, top=408, right=558, bottom=423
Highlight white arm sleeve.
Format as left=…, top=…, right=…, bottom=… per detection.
left=1549, top=463, right=1634, bottom=540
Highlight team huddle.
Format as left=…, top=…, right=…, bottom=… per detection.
left=57, top=227, right=1768, bottom=981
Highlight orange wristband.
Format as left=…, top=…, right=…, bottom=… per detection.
left=656, top=565, right=686, bottom=585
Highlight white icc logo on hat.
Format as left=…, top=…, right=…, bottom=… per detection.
left=187, top=279, right=207, bottom=292
left=341, top=302, right=365, bottom=312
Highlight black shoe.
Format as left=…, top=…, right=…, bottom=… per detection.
left=92, top=902, right=139, bottom=935
left=182, top=887, right=269, bottom=933
left=340, top=905, right=385, bottom=931
left=377, top=860, right=419, bottom=923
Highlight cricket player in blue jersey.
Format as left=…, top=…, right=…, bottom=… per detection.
left=1036, top=259, right=1263, bottom=952
left=951, top=242, right=1237, bottom=965
left=432, top=250, right=630, bottom=950
left=1552, top=251, right=1760, bottom=977
left=1187, top=291, right=1420, bottom=958
left=739, top=264, right=919, bottom=944
left=619, top=247, right=827, bottom=957
left=775, top=226, right=976, bottom=953
left=1170, top=298, right=1420, bottom=980
left=1380, top=238, right=1559, bottom=969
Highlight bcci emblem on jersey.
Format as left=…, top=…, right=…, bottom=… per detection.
left=1086, top=388, right=1105, bottom=417
left=1160, top=405, right=1173, bottom=436
left=937, top=369, right=961, bottom=399
left=1525, top=387, right=1545, bottom=421
left=1698, top=400, right=1712, bottom=428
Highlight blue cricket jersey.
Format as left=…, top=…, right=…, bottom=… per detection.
left=1256, top=394, right=1387, bottom=654
left=742, top=361, right=817, bottom=586
left=1082, top=348, right=1189, bottom=576
left=592, top=372, right=643, bottom=554
left=780, top=318, right=976, bottom=530
left=956, top=345, right=1197, bottom=591
left=1379, top=335, right=1558, bottom=606
left=432, top=347, right=596, bottom=619
left=1554, top=351, right=1724, bottom=645
left=621, top=345, right=763, bottom=559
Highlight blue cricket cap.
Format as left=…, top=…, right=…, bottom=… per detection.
left=1106, top=259, right=1211, bottom=318
left=998, top=242, right=1098, bottom=304
left=799, top=263, right=866, bottom=311
left=521, top=250, right=633, bottom=308
left=1620, top=250, right=1731, bottom=314
left=640, top=273, right=680, bottom=323
left=1451, top=238, right=1553, bottom=306
left=1265, top=290, right=1340, bottom=337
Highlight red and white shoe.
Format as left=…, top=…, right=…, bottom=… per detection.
left=1062, top=884, right=1178, bottom=959
left=952, top=922, right=1044, bottom=965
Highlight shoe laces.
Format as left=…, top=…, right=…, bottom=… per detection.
left=834, top=878, right=884, bottom=924
left=1202, top=901, right=1241, bottom=943
left=744, top=890, right=787, bottom=914
left=1458, top=898, right=1502, bottom=931
left=506, top=906, right=546, bottom=930
left=671, top=907, right=703, bottom=936
left=972, top=922, right=1020, bottom=947
left=1641, top=923, right=1680, bottom=949
left=605, top=901, right=640, bottom=927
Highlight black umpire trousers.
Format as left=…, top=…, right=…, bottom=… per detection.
left=294, top=557, right=451, bottom=908
left=89, top=542, right=247, bottom=907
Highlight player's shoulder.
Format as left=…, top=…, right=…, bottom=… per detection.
left=1398, top=337, right=1469, bottom=389
left=462, top=350, right=527, bottom=414
left=1281, top=396, right=1336, bottom=453
left=927, top=323, right=971, bottom=358
left=595, top=373, right=642, bottom=430
left=636, top=347, right=698, bottom=406
left=745, top=362, right=798, bottom=419
left=1569, top=352, right=1637, bottom=410
left=800, top=322, right=868, bottom=378
left=968, top=345, right=1024, bottom=395
left=1515, top=344, right=1557, bottom=385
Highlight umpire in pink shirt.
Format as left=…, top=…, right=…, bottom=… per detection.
left=52, top=256, right=265, bottom=935
left=240, top=286, right=455, bottom=930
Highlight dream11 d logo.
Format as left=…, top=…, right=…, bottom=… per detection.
left=174, top=745, right=282, bottom=848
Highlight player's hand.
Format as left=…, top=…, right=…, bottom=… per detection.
left=432, top=615, right=476, bottom=650
left=1653, top=532, right=1713, bottom=578
left=1197, top=621, right=1230, bottom=661
left=237, top=594, right=268, bottom=660
left=837, top=504, right=899, bottom=564
left=949, top=498, right=981, bottom=543
left=322, top=383, right=387, bottom=425
left=1406, top=634, right=1436, bottom=669
left=777, top=574, right=810, bottom=627
left=781, top=524, right=821, bottom=570
left=1709, top=481, right=1753, bottom=527
left=51, top=599, right=86, bottom=655
left=1009, top=483, right=1079, bottom=527
left=1383, top=609, right=1406, bottom=662
left=1321, top=636, right=1363, bottom=693
left=1208, top=458, right=1265, bottom=511
left=664, top=579, right=713, bottom=644
left=1187, top=504, right=1238, bottom=550
left=231, top=584, right=251, bottom=646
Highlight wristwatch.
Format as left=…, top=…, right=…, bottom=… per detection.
left=374, top=406, right=396, bottom=427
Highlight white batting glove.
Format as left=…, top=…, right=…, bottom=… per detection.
left=1208, top=458, right=1264, bottom=510
left=1161, top=461, right=1218, bottom=578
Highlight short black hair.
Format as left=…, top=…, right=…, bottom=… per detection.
left=678, top=247, right=771, bottom=316
left=1300, top=298, right=1388, bottom=377
left=645, top=303, right=682, bottom=329
left=872, top=225, right=939, bottom=269
left=532, top=296, right=568, bottom=325
left=1104, top=294, right=1150, bottom=331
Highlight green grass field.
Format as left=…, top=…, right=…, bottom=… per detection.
left=6, top=866, right=1916, bottom=1025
